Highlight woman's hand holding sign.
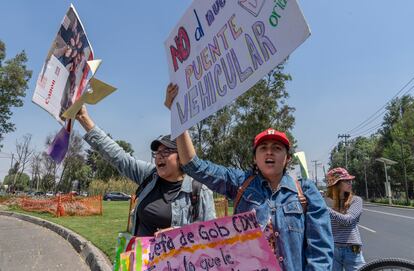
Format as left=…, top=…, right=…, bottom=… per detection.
left=76, top=105, right=95, bottom=132
left=164, top=83, right=179, bottom=110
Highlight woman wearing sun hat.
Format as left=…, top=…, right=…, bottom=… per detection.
left=326, top=167, right=365, bottom=271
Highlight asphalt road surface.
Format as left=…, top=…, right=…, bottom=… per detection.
left=1, top=203, right=412, bottom=270
left=359, top=203, right=414, bottom=262
left=0, top=215, right=89, bottom=271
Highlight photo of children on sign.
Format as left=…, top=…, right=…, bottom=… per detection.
left=33, top=4, right=93, bottom=125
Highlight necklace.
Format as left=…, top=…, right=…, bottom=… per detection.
left=271, top=184, right=280, bottom=193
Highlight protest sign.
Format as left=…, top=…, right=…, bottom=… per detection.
left=116, top=234, right=153, bottom=271
left=61, top=76, right=117, bottom=120
left=165, top=0, right=310, bottom=138
left=119, top=211, right=279, bottom=271
left=115, top=232, right=135, bottom=271
left=31, top=4, right=116, bottom=163
left=293, top=151, right=309, bottom=179
left=32, top=4, right=93, bottom=124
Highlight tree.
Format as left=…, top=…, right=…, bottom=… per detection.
left=86, top=135, right=134, bottom=181
left=30, top=152, right=42, bottom=191
left=329, top=136, right=385, bottom=198
left=329, top=141, right=347, bottom=169
left=40, top=173, right=56, bottom=192
left=12, top=134, right=33, bottom=189
left=381, top=96, right=414, bottom=200
left=190, top=63, right=295, bottom=170
left=4, top=171, right=30, bottom=191
left=0, top=40, right=32, bottom=148
left=39, top=131, right=92, bottom=193
left=39, top=135, right=59, bottom=191
left=329, top=95, right=414, bottom=200
left=56, top=131, right=92, bottom=192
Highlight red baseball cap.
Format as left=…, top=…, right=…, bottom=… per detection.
left=253, top=128, right=290, bottom=150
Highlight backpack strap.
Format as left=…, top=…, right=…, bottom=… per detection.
left=135, top=167, right=157, bottom=200
left=233, top=175, right=256, bottom=212
left=190, top=180, right=203, bottom=221
left=295, top=178, right=308, bottom=213
left=130, top=168, right=157, bottom=234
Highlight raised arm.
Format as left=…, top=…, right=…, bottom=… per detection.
left=76, top=106, right=154, bottom=185
left=164, top=84, right=244, bottom=198
left=164, top=83, right=196, bottom=164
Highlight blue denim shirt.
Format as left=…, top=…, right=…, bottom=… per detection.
left=84, top=126, right=216, bottom=234
left=181, top=155, right=333, bottom=271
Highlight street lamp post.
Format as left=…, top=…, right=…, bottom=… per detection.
left=360, top=156, right=370, bottom=200
left=363, top=163, right=369, bottom=200
left=376, top=157, right=398, bottom=205
left=399, top=142, right=410, bottom=205
left=399, top=103, right=410, bottom=205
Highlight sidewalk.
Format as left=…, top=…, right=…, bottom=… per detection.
left=0, top=215, right=89, bottom=271
left=0, top=210, right=112, bottom=271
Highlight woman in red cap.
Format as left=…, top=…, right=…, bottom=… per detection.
left=326, top=167, right=365, bottom=270
left=165, top=84, right=333, bottom=271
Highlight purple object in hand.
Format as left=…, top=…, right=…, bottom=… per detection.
left=47, top=127, right=70, bottom=164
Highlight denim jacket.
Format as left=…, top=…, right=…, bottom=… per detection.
left=84, top=126, right=216, bottom=234
left=181, top=155, right=334, bottom=271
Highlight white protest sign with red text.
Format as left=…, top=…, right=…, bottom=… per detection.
left=165, top=0, right=310, bottom=138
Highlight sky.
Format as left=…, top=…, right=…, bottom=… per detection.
left=1, top=0, right=414, bottom=183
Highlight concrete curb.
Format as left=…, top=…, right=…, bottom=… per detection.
left=0, top=211, right=112, bottom=271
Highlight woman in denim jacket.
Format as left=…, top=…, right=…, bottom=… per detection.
left=76, top=106, right=216, bottom=236
left=165, top=84, right=334, bottom=270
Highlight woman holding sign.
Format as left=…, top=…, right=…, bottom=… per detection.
left=76, top=106, right=216, bottom=236
left=165, top=84, right=334, bottom=270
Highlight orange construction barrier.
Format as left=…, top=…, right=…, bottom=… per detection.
left=0, top=196, right=10, bottom=204
left=126, top=195, right=136, bottom=232
left=21, top=197, right=57, bottom=216
left=20, top=193, right=103, bottom=217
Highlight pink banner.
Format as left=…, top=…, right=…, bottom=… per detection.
left=145, top=211, right=279, bottom=271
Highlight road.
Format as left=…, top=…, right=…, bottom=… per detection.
left=0, top=203, right=412, bottom=269
left=0, top=215, right=89, bottom=271
left=359, top=203, right=414, bottom=262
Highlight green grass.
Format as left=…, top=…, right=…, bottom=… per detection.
left=6, top=200, right=236, bottom=262
left=369, top=198, right=414, bottom=208
left=228, top=206, right=234, bottom=215
left=8, top=201, right=130, bottom=262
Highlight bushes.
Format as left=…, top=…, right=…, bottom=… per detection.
left=371, top=198, right=389, bottom=205
left=88, top=178, right=137, bottom=196
left=370, top=197, right=414, bottom=207
left=392, top=198, right=412, bottom=206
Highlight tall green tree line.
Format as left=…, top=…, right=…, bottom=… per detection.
left=330, top=95, right=414, bottom=202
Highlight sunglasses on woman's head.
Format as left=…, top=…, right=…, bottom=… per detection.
left=341, top=179, right=353, bottom=185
